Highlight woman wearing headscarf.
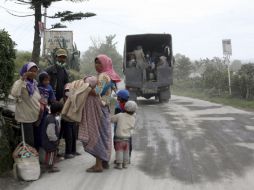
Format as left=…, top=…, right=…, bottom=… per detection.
left=79, top=54, right=121, bottom=172
left=11, top=62, right=41, bottom=147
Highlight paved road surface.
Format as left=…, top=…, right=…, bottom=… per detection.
left=5, top=95, right=254, bottom=190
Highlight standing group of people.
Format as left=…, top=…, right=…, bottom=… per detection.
left=11, top=49, right=138, bottom=174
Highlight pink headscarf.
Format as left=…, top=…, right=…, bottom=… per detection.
left=96, top=54, right=121, bottom=83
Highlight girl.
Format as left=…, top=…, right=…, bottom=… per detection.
left=35, top=71, right=56, bottom=150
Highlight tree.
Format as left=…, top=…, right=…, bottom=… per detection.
left=11, top=0, right=95, bottom=64
left=0, top=29, right=16, bottom=99
left=237, top=63, right=254, bottom=99
left=201, top=57, right=228, bottom=95
left=80, top=35, right=123, bottom=77
left=14, top=51, right=32, bottom=73
left=230, top=59, right=242, bottom=73
left=174, top=53, right=192, bottom=81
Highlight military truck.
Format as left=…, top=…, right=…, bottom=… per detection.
left=123, top=33, right=173, bottom=102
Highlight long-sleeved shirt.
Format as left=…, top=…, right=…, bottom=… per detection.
left=111, top=112, right=136, bottom=138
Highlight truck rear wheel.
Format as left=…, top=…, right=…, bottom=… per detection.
left=129, top=91, right=137, bottom=101
left=159, top=90, right=170, bottom=103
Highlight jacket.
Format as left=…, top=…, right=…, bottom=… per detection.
left=11, top=79, right=41, bottom=123
left=61, top=80, right=92, bottom=122
left=45, top=64, right=68, bottom=101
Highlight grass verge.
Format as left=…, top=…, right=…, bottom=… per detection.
left=172, top=88, right=254, bottom=111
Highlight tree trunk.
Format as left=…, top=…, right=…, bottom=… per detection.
left=31, top=1, right=42, bottom=65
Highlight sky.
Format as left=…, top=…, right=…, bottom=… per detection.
left=0, top=0, right=254, bottom=61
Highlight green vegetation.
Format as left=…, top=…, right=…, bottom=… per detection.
left=172, top=86, right=254, bottom=111
left=173, top=55, right=254, bottom=111
left=0, top=29, right=16, bottom=100
left=0, top=119, right=21, bottom=174
left=80, top=35, right=123, bottom=77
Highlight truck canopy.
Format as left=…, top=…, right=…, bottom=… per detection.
left=125, top=33, right=172, bottom=53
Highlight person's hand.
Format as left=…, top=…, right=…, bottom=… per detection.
left=21, top=72, right=34, bottom=80
left=21, top=72, right=28, bottom=81
left=26, top=71, right=35, bottom=78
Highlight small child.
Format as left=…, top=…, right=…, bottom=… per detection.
left=115, top=90, right=129, bottom=114
left=114, top=90, right=134, bottom=163
left=35, top=72, right=56, bottom=150
left=38, top=71, right=56, bottom=106
left=111, top=101, right=137, bottom=169
left=42, top=102, right=63, bottom=173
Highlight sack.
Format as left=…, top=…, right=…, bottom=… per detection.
left=13, top=156, right=40, bottom=181
left=12, top=142, right=40, bottom=181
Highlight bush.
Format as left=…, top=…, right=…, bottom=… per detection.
left=0, top=112, right=21, bottom=174
left=0, top=30, right=16, bottom=100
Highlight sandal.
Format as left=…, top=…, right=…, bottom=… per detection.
left=86, top=166, right=103, bottom=173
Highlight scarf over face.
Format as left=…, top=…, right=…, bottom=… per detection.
left=95, top=54, right=121, bottom=83
left=19, top=62, right=38, bottom=96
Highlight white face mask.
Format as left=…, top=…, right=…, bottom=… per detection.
left=65, top=91, right=71, bottom=97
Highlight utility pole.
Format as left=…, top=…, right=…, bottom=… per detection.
left=222, top=39, right=232, bottom=96
left=42, top=7, right=47, bottom=57
left=226, top=54, right=231, bottom=95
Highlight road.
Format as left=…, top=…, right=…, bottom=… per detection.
left=7, top=95, right=254, bottom=190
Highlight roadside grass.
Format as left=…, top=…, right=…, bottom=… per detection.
left=172, top=88, right=254, bottom=111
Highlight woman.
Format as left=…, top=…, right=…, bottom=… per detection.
left=79, top=54, right=121, bottom=172
left=11, top=62, right=41, bottom=147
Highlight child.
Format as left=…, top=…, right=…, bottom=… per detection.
left=111, top=101, right=137, bottom=169
left=35, top=72, right=56, bottom=150
left=42, top=102, right=63, bottom=173
left=11, top=62, right=41, bottom=147
left=38, top=71, right=56, bottom=106
left=102, top=89, right=130, bottom=169
left=115, top=90, right=135, bottom=163
left=115, top=90, right=129, bottom=114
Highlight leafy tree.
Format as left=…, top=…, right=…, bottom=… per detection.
left=174, top=54, right=192, bottom=81
left=230, top=59, right=242, bottom=73
left=0, top=29, right=16, bottom=99
left=14, top=51, right=32, bottom=73
left=80, top=35, right=123, bottom=77
left=11, top=0, right=95, bottom=65
left=237, top=63, right=254, bottom=99
left=201, top=57, right=228, bottom=95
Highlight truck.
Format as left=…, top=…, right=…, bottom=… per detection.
left=123, top=33, right=173, bottom=102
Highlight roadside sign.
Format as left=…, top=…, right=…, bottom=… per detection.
left=44, top=30, right=73, bottom=53
left=222, top=39, right=232, bottom=56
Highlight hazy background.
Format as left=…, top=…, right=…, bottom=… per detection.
left=0, top=0, right=254, bottom=61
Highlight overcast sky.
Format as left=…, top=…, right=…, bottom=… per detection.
left=0, top=0, right=254, bottom=61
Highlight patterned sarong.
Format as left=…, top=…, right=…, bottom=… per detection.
left=79, top=95, right=112, bottom=161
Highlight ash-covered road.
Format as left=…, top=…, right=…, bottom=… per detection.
left=19, top=95, right=254, bottom=190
